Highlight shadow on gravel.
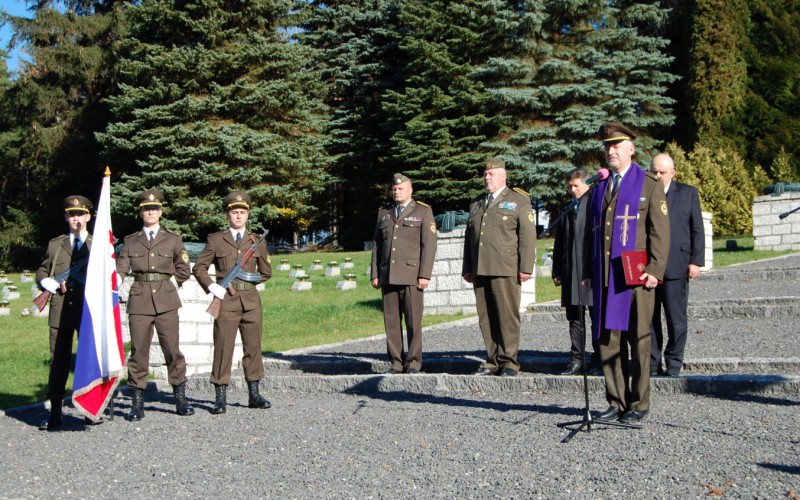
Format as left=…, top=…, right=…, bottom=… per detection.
left=677, top=376, right=800, bottom=406
left=341, top=378, right=575, bottom=418
left=757, top=463, right=800, bottom=475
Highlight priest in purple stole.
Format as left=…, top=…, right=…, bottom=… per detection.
left=583, top=122, right=670, bottom=424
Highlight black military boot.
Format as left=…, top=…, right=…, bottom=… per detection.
left=39, top=399, right=63, bottom=431
left=173, top=382, right=195, bottom=416
left=247, top=380, right=271, bottom=409
left=211, top=384, right=227, bottom=414
left=126, top=387, right=145, bottom=422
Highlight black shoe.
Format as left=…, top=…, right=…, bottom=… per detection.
left=588, top=364, right=603, bottom=376
left=84, top=417, right=103, bottom=426
left=212, top=384, right=227, bottom=414
left=473, top=367, right=495, bottom=376
left=595, top=406, right=621, bottom=421
left=666, top=368, right=681, bottom=377
left=620, top=410, right=648, bottom=423
left=498, top=368, right=517, bottom=377
left=247, top=380, right=272, bottom=409
left=387, top=367, right=402, bottom=374
left=173, top=382, right=195, bottom=416
left=39, top=414, right=62, bottom=431
left=560, top=361, right=582, bottom=376
left=126, top=387, right=145, bottom=422
left=405, top=368, right=420, bottom=374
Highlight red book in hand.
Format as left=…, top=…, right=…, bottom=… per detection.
left=620, top=250, right=648, bottom=285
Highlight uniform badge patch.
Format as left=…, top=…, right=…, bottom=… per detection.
left=527, top=212, right=534, bottom=223
left=181, top=250, right=189, bottom=264
left=499, top=201, right=517, bottom=211
left=660, top=200, right=668, bottom=216
left=430, top=222, right=436, bottom=233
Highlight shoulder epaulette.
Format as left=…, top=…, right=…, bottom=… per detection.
left=50, top=234, right=69, bottom=243
left=512, top=187, right=530, bottom=197
left=163, top=228, right=179, bottom=236
left=645, top=171, right=659, bottom=181
left=416, top=200, right=430, bottom=208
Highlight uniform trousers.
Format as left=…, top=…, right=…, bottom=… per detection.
left=128, top=310, right=187, bottom=388
left=650, top=278, right=689, bottom=374
left=381, top=284, right=424, bottom=371
left=46, top=293, right=83, bottom=401
left=473, top=275, right=521, bottom=372
left=211, top=300, right=265, bottom=385
left=599, top=285, right=654, bottom=412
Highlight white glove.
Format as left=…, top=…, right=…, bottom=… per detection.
left=41, top=278, right=59, bottom=293
left=208, top=283, right=227, bottom=300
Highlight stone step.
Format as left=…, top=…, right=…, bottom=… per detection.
left=179, top=372, right=800, bottom=398
left=527, top=297, right=800, bottom=321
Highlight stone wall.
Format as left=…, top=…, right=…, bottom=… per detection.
left=753, top=192, right=800, bottom=251
left=424, top=227, right=536, bottom=315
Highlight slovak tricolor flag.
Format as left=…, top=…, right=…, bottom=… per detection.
left=73, top=168, right=125, bottom=420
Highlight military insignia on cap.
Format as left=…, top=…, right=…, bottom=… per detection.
left=181, top=250, right=189, bottom=264
left=148, top=193, right=155, bottom=201
left=660, top=200, right=668, bottom=216
left=430, top=222, right=436, bottom=233
left=236, top=194, right=243, bottom=201
left=72, top=198, right=80, bottom=206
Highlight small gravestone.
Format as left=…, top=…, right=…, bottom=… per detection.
left=289, top=265, right=306, bottom=278
left=726, top=239, right=738, bottom=251
left=342, top=257, right=354, bottom=269
left=1, top=281, right=13, bottom=295
left=277, top=259, right=291, bottom=271
left=31, top=293, right=49, bottom=317
left=291, top=275, right=312, bottom=292
left=30, top=284, right=40, bottom=296
left=0, top=272, right=8, bottom=285
left=309, top=259, right=323, bottom=271
left=20, top=271, right=33, bottom=283
left=336, top=273, right=357, bottom=290
left=0, top=300, right=9, bottom=316
left=3, top=285, right=19, bottom=300
left=325, top=261, right=341, bottom=277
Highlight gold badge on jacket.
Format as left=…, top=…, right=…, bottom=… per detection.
left=181, top=250, right=190, bottom=263
left=527, top=211, right=534, bottom=223
left=429, top=222, right=436, bottom=233
left=660, top=200, right=668, bottom=216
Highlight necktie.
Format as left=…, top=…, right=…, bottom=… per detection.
left=149, top=230, right=155, bottom=243
left=485, top=195, right=493, bottom=209
left=236, top=232, right=242, bottom=246
left=395, top=205, right=404, bottom=219
left=610, top=174, right=621, bottom=195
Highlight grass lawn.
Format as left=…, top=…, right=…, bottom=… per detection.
left=1, top=237, right=795, bottom=410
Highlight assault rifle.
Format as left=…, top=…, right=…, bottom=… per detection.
left=206, top=228, right=269, bottom=319
left=32, top=256, right=89, bottom=312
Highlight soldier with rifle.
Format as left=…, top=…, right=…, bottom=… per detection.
left=35, top=195, right=96, bottom=430
left=193, top=191, right=272, bottom=414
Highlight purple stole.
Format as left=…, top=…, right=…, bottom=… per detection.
left=590, top=163, right=646, bottom=339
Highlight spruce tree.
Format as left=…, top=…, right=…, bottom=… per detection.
left=99, top=0, right=331, bottom=240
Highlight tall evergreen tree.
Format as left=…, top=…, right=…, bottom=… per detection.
left=99, top=0, right=330, bottom=240
left=1, top=0, right=123, bottom=267
left=301, top=0, right=405, bottom=249
left=505, top=0, right=677, bottom=213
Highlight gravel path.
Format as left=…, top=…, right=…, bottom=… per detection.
left=2, top=390, right=798, bottom=498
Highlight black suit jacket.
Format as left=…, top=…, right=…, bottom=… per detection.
left=663, top=181, right=705, bottom=280
left=552, top=197, right=592, bottom=307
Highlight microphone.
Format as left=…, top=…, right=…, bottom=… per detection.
left=585, top=168, right=610, bottom=186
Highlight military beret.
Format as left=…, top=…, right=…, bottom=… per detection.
left=136, top=189, right=164, bottom=209
left=224, top=191, right=251, bottom=210
left=63, top=195, right=93, bottom=214
left=392, top=173, right=411, bottom=185
left=485, top=157, right=506, bottom=170
left=599, top=122, right=637, bottom=143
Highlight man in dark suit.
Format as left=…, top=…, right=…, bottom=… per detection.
left=463, top=157, right=537, bottom=377
left=36, top=195, right=94, bottom=430
left=371, top=173, right=437, bottom=374
left=552, top=168, right=599, bottom=376
left=117, top=189, right=194, bottom=421
left=649, top=154, right=705, bottom=377
left=584, top=122, right=670, bottom=424
left=193, top=191, right=272, bottom=414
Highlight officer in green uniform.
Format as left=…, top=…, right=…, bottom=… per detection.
left=116, top=189, right=194, bottom=421
left=192, top=191, right=272, bottom=414
left=371, top=173, right=438, bottom=374
left=36, top=195, right=94, bottom=430
left=463, top=158, right=537, bottom=377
